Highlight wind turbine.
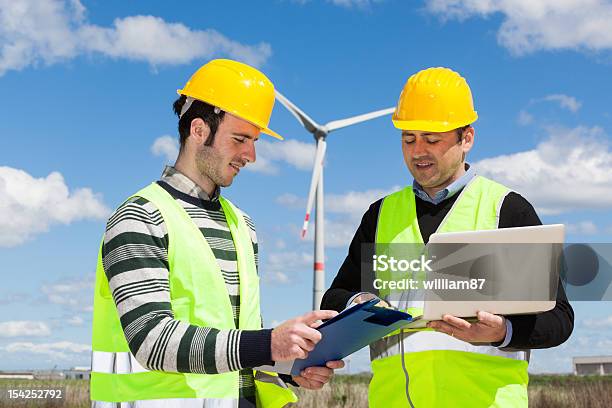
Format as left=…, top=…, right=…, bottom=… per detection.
left=275, top=90, right=395, bottom=310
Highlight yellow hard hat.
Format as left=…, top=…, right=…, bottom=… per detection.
left=392, top=67, right=478, bottom=132
left=177, top=59, right=283, bottom=140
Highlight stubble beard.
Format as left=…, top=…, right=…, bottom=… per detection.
left=412, top=156, right=463, bottom=190
left=427, top=159, right=463, bottom=190
left=196, top=145, right=233, bottom=188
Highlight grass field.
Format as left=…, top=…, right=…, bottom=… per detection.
left=1, top=374, right=610, bottom=407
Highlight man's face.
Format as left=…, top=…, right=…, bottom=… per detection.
left=196, top=113, right=259, bottom=187
left=401, top=128, right=473, bottom=189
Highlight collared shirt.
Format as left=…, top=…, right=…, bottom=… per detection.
left=162, top=165, right=221, bottom=202
left=349, top=162, right=513, bottom=347
left=412, top=163, right=475, bottom=204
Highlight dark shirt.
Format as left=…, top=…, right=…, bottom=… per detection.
left=321, top=190, right=574, bottom=349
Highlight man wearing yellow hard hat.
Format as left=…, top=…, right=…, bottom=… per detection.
left=90, top=59, right=343, bottom=408
left=321, top=67, right=574, bottom=407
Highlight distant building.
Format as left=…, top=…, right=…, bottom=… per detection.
left=573, top=356, right=612, bottom=375
left=33, top=370, right=64, bottom=380
left=0, top=371, right=35, bottom=380
left=62, top=367, right=90, bottom=380
left=0, top=367, right=90, bottom=381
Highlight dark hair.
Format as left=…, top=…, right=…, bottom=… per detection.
left=172, top=95, right=225, bottom=147
left=456, top=124, right=471, bottom=142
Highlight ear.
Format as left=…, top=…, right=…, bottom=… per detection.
left=461, top=126, right=475, bottom=154
left=188, top=118, right=211, bottom=146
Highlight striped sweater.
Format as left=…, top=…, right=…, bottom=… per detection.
left=102, top=166, right=273, bottom=403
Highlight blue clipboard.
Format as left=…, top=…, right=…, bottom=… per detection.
left=288, top=299, right=416, bottom=376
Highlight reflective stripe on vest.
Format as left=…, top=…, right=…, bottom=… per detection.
left=370, top=176, right=528, bottom=408
left=90, top=350, right=294, bottom=408
left=91, top=183, right=296, bottom=406
left=370, top=331, right=527, bottom=361
left=91, top=351, right=148, bottom=374
left=92, top=397, right=240, bottom=408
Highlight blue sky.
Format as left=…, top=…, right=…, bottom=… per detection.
left=0, top=0, right=611, bottom=374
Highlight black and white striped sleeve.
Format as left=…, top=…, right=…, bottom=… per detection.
left=102, top=197, right=273, bottom=373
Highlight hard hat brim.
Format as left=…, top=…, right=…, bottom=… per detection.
left=392, top=114, right=478, bottom=133
left=261, top=127, right=284, bottom=141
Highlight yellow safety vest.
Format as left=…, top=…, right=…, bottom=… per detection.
left=370, top=176, right=529, bottom=407
left=90, top=182, right=297, bottom=407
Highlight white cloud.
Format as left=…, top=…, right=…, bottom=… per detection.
left=0, top=167, right=109, bottom=247
left=326, top=187, right=400, bottom=219
left=67, top=316, right=84, bottom=326
left=276, top=193, right=305, bottom=208
left=424, top=0, right=612, bottom=55
left=277, top=186, right=398, bottom=219
left=312, top=187, right=399, bottom=246
left=151, top=135, right=179, bottom=163
left=3, top=341, right=90, bottom=360
left=292, top=216, right=363, bottom=248
left=519, top=94, right=581, bottom=125
left=517, top=110, right=534, bottom=126
left=78, top=15, right=271, bottom=67
left=596, top=338, right=612, bottom=348
left=0, top=0, right=80, bottom=74
left=292, top=0, right=383, bottom=8
left=0, top=321, right=51, bottom=337
left=0, top=292, right=29, bottom=305
left=473, top=126, right=612, bottom=214
left=275, top=216, right=353, bottom=248
left=41, top=275, right=94, bottom=312
left=584, top=315, right=612, bottom=329
left=247, top=139, right=316, bottom=174
left=328, top=0, right=382, bottom=8
left=308, top=218, right=361, bottom=248
left=566, top=221, right=599, bottom=235
left=261, top=250, right=312, bottom=284
left=264, top=270, right=292, bottom=284
left=0, top=0, right=271, bottom=76
left=542, top=94, right=582, bottom=113
left=278, top=186, right=399, bottom=247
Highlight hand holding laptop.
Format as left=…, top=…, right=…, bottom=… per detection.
left=427, top=311, right=507, bottom=343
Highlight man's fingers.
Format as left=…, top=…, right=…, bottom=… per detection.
left=301, top=310, right=338, bottom=325
left=428, top=321, right=463, bottom=337
left=476, top=311, right=504, bottom=328
left=326, top=360, right=345, bottom=369
left=442, top=314, right=472, bottom=330
left=303, top=366, right=333, bottom=377
left=292, top=335, right=316, bottom=352
left=290, top=345, right=308, bottom=360
left=294, top=325, right=323, bottom=344
left=300, top=372, right=330, bottom=383
left=374, top=300, right=395, bottom=309
left=309, top=320, right=323, bottom=328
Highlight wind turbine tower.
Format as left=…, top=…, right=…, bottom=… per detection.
left=275, top=91, right=394, bottom=309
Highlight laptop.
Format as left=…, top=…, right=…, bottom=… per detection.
left=403, top=224, right=565, bottom=328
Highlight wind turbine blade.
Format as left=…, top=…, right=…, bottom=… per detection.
left=301, top=139, right=327, bottom=238
left=275, top=90, right=321, bottom=134
left=325, top=107, right=395, bottom=132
